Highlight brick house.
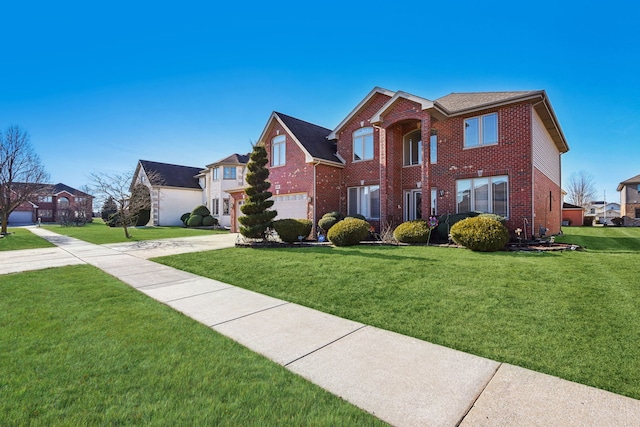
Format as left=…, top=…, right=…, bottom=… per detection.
left=6, top=183, right=93, bottom=225
left=232, top=87, right=569, bottom=238
left=616, top=174, right=640, bottom=226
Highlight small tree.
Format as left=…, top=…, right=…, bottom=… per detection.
left=0, top=125, right=50, bottom=234
left=238, top=144, right=277, bottom=239
left=565, top=171, right=597, bottom=209
left=90, top=170, right=161, bottom=238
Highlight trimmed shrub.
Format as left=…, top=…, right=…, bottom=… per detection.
left=345, top=213, right=366, bottom=221
left=187, top=214, right=203, bottom=227
left=272, top=218, right=313, bottom=243
left=180, top=212, right=191, bottom=225
left=191, top=205, right=210, bottom=217
left=327, top=218, right=370, bottom=247
left=393, top=220, right=431, bottom=243
left=450, top=216, right=509, bottom=252
left=478, top=213, right=507, bottom=224
left=318, top=215, right=339, bottom=232
left=434, top=212, right=481, bottom=240
left=202, top=215, right=218, bottom=227
left=323, top=211, right=344, bottom=220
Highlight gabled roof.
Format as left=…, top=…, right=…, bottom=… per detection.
left=616, top=174, right=640, bottom=191
left=50, top=183, right=92, bottom=197
left=138, top=160, right=202, bottom=189
left=258, top=112, right=343, bottom=166
left=327, top=87, right=395, bottom=139
left=370, top=91, right=441, bottom=124
left=205, top=153, right=250, bottom=168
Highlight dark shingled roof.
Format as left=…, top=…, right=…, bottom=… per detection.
left=435, top=91, right=541, bottom=114
left=563, top=202, right=583, bottom=210
left=139, top=160, right=202, bottom=189
left=50, top=183, right=92, bottom=197
left=275, top=112, right=340, bottom=163
left=207, top=153, right=250, bottom=167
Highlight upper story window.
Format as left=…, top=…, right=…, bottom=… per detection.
left=464, top=113, right=498, bottom=148
left=223, top=166, right=236, bottom=180
left=212, top=167, right=220, bottom=180
left=272, top=135, right=286, bottom=166
left=353, top=127, right=373, bottom=161
left=403, top=129, right=422, bottom=166
left=38, top=195, right=52, bottom=203
left=75, top=197, right=86, bottom=203
left=430, top=131, right=437, bottom=164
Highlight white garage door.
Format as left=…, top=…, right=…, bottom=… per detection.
left=8, top=210, right=33, bottom=225
left=272, top=193, right=308, bottom=220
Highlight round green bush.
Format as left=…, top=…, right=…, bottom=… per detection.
left=327, top=218, right=370, bottom=246
left=323, top=211, right=343, bottom=220
left=449, top=216, right=509, bottom=252
left=202, top=215, right=218, bottom=227
left=318, top=215, right=339, bottom=232
left=272, top=218, right=313, bottom=243
left=191, top=205, right=210, bottom=217
left=393, top=220, right=431, bottom=243
left=187, top=214, right=203, bottom=227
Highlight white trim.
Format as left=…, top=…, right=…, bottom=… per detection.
left=370, top=91, right=434, bottom=124
left=327, top=87, right=395, bottom=140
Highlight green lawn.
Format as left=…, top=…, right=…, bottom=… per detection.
left=41, top=218, right=229, bottom=245
left=154, top=226, right=640, bottom=400
left=0, top=228, right=55, bottom=251
left=0, top=265, right=386, bottom=426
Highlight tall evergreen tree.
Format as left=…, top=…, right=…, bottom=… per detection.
left=239, top=144, right=277, bottom=239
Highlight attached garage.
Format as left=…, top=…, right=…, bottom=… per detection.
left=8, top=210, right=33, bottom=225
left=272, top=193, right=309, bottom=220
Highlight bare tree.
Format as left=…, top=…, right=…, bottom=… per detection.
left=0, top=125, right=49, bottom=234
left=89, top=170, right=162, bottom=238
left=565, top=171, right=597, bottom=209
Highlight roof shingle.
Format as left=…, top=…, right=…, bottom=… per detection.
left=139, top=160, right=202, bottom=189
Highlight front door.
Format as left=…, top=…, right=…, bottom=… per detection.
left=404, top=190, right=422, bottom=221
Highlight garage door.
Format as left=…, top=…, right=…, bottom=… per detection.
left=272, top=193, right=308, bottom=220
left=8, top=210, right=33, bottom=225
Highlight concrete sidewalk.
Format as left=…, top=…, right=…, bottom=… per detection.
left=5, top=227, right=640, bottom=426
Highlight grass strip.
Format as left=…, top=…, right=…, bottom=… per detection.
left=0, top=228, right=55, bottom=251
left=0, top=265, right=386, bottom=426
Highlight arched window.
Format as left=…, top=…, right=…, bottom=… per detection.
left=57, top=197, right=69, bottom=208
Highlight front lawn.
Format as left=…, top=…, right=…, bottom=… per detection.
left=0, top=265, right=386, bottom=426
left=0, top=228, right=55, bottom=251
left=154, top=226, right=640, bottom=400
left=41, top=218, right=228, bottom=245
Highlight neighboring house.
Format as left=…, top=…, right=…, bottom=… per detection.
left=235, top=87, right=568, bottom=237
left=132, top=160, right=203, bottom=226
left=587, top=201, right=621, bottom=225
left=617, top=174, right=640, bottom=226
left=6, top=183, right=93, bottom=225
left=197, top=153, right=249, bottom=228
left=562, top=202, right=584, bottom=226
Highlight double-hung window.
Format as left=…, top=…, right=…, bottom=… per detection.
left=464, top=113, right=498, bottom=148
left=272, top=135, right=286, bottom=166
left=223, top=166, right=236, bottom=180
left=348, top=185, right=380, bottom=219
left=212, top=168, right=220, bottom=180
left=211, top=198, right=219, bottom=216
left=353, top=127, right=373, bottom=161
left=403, top=129, right=422, bottom=166
left=456, top=175, right=508, bottom=217
left=430, top=131, right=437, bottom=164
left=222, top=198, right=230, bottom=215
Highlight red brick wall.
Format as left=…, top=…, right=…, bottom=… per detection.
left=429, top=102, right=535, bottom=235
left=533, top=168, right=562, bottom=235
left=562, top=208, right=584, bottom=227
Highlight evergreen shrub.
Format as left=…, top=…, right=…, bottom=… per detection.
left=191, top=205, right=210, bottom=217
left=272, top=219, right=313, bottom=243
left=187, top=214, right=203, bottom=227
left=450, top=216, right=509, bottom=252
left=202, top=215, right=218, bottom=227
left=327, top=218, right=370, bottom=246
left=345, top=213, right=366, bottom=221
left=318, top=215, right=339, bottom=232
left=434, top=212, right=481, bottom=240
left=393, top=220, right=430, bottom=243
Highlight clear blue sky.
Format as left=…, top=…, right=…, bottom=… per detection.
left=2, top=1, right=639, bottom=205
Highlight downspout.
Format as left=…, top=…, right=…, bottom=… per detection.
left=313, top=160, right=320, bottom=238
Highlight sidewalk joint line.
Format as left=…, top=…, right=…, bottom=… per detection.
left=208, top=302, right=291, bottom=327
left=284, top=325, right=368, bottom=367
left=455, top=362, right=503, bottom=427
